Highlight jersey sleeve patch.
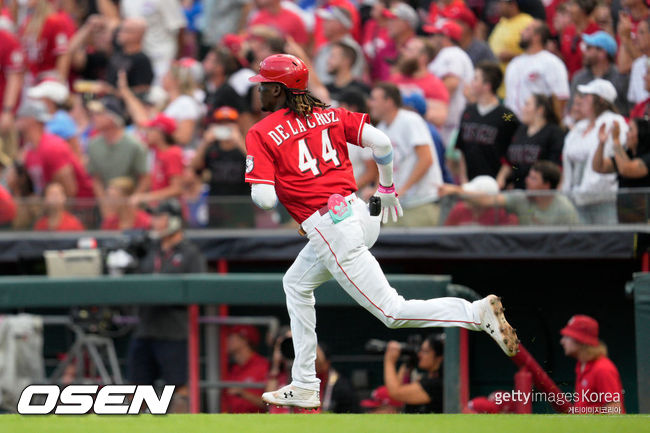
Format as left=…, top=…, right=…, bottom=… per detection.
left=246, top=155, right=254, bottom=174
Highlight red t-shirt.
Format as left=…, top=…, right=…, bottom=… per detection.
left=221, top=353, right=269, bottom=414
left=571, top=356, right=625, bottom=414
left=249, top=7, right=309, bottom=46
left=428, top=0, right=466, bottom=26
left=20, top=12, right=75, bottom=77
left=245, top=107, right=368, bottom=223
left=390, top=73, right=450, bottom=103
left=560, top=21, right=600, bottom=79
left=0, top=30, right=25, bottom=112
left=0, top=184, right=16, bottom=225
left=444, top=202, right=518, bottom=226
left=151, top=146, right=184, bottom=191
left=630, top=98, right=650, bottom=119
left=361, top=19, right=397, bottom=83
left=34, top=211, right=84, bottom=231
left=101, top=210, right=152, bottom=230
left=23, top=133, right=94, bottom=198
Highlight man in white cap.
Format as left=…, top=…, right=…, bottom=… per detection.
left=27, top=80, right=78, bottom=150
left=383, top=3, right=419, bottom=56
left=313, top=5, right=366, bottom=86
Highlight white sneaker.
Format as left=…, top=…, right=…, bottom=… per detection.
left=478, top=295, right=519, bottom=357
left=262, top=384, right=321, bottom=409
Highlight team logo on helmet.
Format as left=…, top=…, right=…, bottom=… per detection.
left=246, top=155, right=254, bottom=174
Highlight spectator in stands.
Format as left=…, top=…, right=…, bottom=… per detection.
left=561, top=0, right=599, bottom=79
left=180, top=149, right=208, bottom=229
left=0, top=29, right=25, bottom=165
left=504, top=20, right=570, bottom=122
left=326, top=41, right=371, bottom=104
left=360, top=385, right=404, bottom=414
left=425, top=20, right=474, bottom=146
left=369, top=82, right=443, bottom=226
left=630, top=62, right=650, bottom=118
left=131, top=114, right=183, bottom=206
left=440, top=161, right=580, bottom=225
left=361, top=0, right=396, bottom=83
left=68, top=14, right=116, bottom=82
left=593, top=2, right=615, bottom=37
left=313, top=6, right=365, bottom=86
left=105, top=18, right=154, bottom=95
left=316, top=343, right=361, bottom=413
left=593, top=118, right=650, bottom=222
left=616, top=0, right=650, bottom=75
left=628, top=19, right=650, bottom=111
left=87, top=96, right=148, bottom=213
left=247, top=0, right=309, bottom=47
left=562, top=79, right=626, bottom=224
left=101, top=177, right=152, bottom=230
left=488, top=0, right=535, bottom=97
left=19, top=0, right=75, bottom=81
left=441, top=4, right=497, bottom=66
left=559, top=315, right=625, bottom=413
left=128, top=198, right=206, bottom=413
left=5, top=162, right=38, bottom=230
left=455, top=62, right=519, bottom=186
left=201, top=0, right=251, bottom=51
left=569, top=31, right=628, bottom=116
left=383, top=335, right=444, bottom=414
left=221, top=325, right=269, bottom=413
left=504, top=94, right=565, bottom=189
left=27, top=80, right=81, bottom=157
left=389, top=37, right=449, bottom=130
left=444, top=176, right=519, bottom=226
left=202, top=46, right=251, bottom=125
left=33, top=182, right=84, bottom=231
left=120, top=0, right=187, bottom=83
left=383, top=2, right=418, bottom=60
left=17, top=99, right=93, bottom=200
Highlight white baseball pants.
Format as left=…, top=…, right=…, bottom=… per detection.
left=283, top=195, right=483, bottom=391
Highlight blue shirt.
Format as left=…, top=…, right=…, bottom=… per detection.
left=46, top=110, right=77, bottom=140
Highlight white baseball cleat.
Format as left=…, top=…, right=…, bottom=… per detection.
left=262, top=384, right=321, bottom=409
left=478, top=295, right=519, bottom=357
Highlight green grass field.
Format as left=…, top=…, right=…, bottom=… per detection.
left=3, top=414, right=649, bottom=433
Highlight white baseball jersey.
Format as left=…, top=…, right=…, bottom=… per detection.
left=504, top=50, right=570, bottom=118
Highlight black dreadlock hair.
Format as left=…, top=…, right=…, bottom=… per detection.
left=284, top=87, right=330, bottom=119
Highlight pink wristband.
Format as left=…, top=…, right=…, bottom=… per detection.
left=377, top=184, right=395, bottom=194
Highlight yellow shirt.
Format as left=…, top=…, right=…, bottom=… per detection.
left=488, top=13, right=534, bottom=97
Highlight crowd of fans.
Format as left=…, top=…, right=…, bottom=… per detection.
left=1, top=0, right=650, bottom=230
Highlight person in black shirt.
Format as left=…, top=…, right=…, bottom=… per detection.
left=105, top=18, right=154, bottom=94
left=456, top=62, right=519, bottom=186
left=203, top=46, right=249, bottom=119
left=593, top=118, right=650, bottom=222
left=128, top=199, right=206, bottom=413
left=504, top=94, right=565, bottom=189
left=383, top=334, right=444, bottom=414
left=325, top=41, right=371, bottom=104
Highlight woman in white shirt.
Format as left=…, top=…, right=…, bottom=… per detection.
left=562, top=79, right=627, bottom=225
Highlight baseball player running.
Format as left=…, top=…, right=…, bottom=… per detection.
left=244, top=54, right=519, bottom=409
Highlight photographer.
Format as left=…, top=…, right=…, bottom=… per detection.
left=383, top=335, right=444, bottom=414
left=127, top=199, right=206, bottom=413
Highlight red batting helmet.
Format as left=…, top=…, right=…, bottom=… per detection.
left=249, top=54, right=309, bottom=92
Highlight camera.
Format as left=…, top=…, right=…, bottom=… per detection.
left=212, top=125, right=232, bottom=141
left=103, top=229, right=153, bottom=275
left=365, top=334, right=423, bottom=369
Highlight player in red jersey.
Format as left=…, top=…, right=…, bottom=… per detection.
left=245, top=54, right=520, bottom=410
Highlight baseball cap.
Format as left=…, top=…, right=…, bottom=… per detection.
left=441, top=5, right=477, bottom=29
left=582, top=31, right=617, bottom=57
left=144, top=113, right=177, bottom=135
left=27, top=80, right=69, bottom=105
left=16, top=99, right=52, bottom=123
left=317, top=5, right=353, bottom=29
left=402, top=92, right=427, bottom=116
left=175, top=57, right=204, bottom=84
left=462, top=176, right=500, bottom=194
left=577, top=78, right=617, bottom=103
left=382, top=3, right=419, bottom=30
left=423, top=20, right=463, bottom=42
left=560, top=315, right=599, bottom=346
left=360, top=386, right=404, bottom=409
left=87, top=96, right=125, bottom=124
left=227, top=325, right=261, bottom=347
left=212, top=106, right=240, bottom=123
